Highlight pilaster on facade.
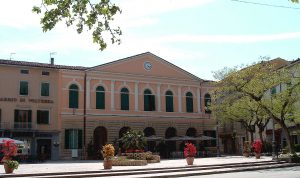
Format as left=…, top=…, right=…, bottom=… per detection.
left=178, top=86, right=182, bottom=112
left=157, top=84, right=161, bottom=112
left=197, top=88, right=201, bottom=113
left=135, top=82, right=139, bottom=111
left=111, top=80, right=115, bottom=111
left=86, top=78, right=91, bottom=109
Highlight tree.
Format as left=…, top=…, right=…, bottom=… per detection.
left=213, top=59, right=300, bottom=153
left=119, top=130, right=146, bottom=151
left=32, top=0, right=122, bottom=51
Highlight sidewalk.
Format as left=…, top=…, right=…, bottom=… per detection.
left=0, top=156, right=273, bottom=175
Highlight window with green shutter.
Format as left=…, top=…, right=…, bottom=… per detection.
left=204, top=93, right=211, bottom=114
left=271, top=87, right=277, bottom=95
left=37, top=110, right=49, bottom=124
left=165, top=90, right=174, bottom=112
left=120, top=88, right=129, bottom=110
left=96, top=86, right=105, bottom=109
left=20, top=81, right=28, bottom=95
left=65, top=129, right=82, bottom=149
left=69, top=84, right=79, bottom=108
left=144, top=89, right=155, bottom=111
left=186, top=92, right=193, bottom=113
left=41, top=82, right=50, bottom=96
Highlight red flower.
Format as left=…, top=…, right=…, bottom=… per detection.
left=184, top=143, right=197, bottom=158
left=252, top=140, right=262, bottom=154
left=1, top=140, right=18, bottom=162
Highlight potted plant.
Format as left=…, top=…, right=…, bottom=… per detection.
left=101, top=144, right=115, bottom=169
left=120, top=130, right=146, bottom=152
left=252, top=140, right=262, bottom=159
left=1, top=139, right=19, bottom=173
left=243, top=141, right=251, bottom=157
left=184, top=143, right=197, bottom=165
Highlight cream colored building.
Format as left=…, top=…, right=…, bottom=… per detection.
left=0, top=52, right=217, bottom=160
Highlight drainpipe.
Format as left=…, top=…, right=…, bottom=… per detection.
left=83, top=71, right=87, bottom=159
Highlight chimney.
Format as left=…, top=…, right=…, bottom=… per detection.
left=50, top=57, right=54, bottom=65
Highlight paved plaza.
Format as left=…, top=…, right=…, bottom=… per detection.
left=0, top=156, right=273, bottom=175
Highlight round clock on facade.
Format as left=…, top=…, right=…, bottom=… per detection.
left=144, top=61, right=152, bottom=70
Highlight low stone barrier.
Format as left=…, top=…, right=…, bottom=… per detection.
left=112, top=159, right=148, bottom=166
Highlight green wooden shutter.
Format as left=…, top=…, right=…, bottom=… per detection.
left=41, top=83, right=49, bottom=96
left=96, top=92, right=105, bottom=109
left=187, top=98, right=193, bottom=112
left=121, top=93, right=129, bottom=110
left=20, top=81, right=28, bottom=95
left=65, top=129, right=70, bottom=149
left=166, top=96, right=173, bottom=112
left=144, top=95, right=149, bottom=111
left=151, top=95, right=155, bottom=111
left=78, top=129, right=83, bottom=149
left=69, top=90, right=79, bottom=108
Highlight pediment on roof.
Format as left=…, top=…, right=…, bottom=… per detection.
left=89, top=52, right=202, bottom=81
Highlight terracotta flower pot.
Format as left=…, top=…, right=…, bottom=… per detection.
left=255, top=153, right=261, bottom=159
left=103, top=159, right=113, bottom=169
left=4, top=163, right=14, bottom=174
left=186, top=157, right=194, bottom=165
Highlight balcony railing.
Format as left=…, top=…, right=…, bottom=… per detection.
left=14, top=122, right=33, bottom=129
left=0, top=122, right=10, bottom=130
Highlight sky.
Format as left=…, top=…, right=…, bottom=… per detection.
left=0, top=0, right=300, bottom=80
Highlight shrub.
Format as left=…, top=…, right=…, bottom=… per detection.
left=252, top=140, right=263, bottom=154
left=294, top=144, right=300, bottom=152
left=184, top=143, right=197, bottom=158
left=4, top=160, right=19, bottom=169
left=101, top=144, right=115, bottom=160
left=120, top=130, right=146, bottom=152
left=1, top=140, right=18, bottom=161
left=243, top=141, right=251, bottom=154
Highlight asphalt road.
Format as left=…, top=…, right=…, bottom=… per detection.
left=185, top=166, right=300, bottom=178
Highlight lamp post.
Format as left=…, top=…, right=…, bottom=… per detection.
left=216, top=119, right=220, bottom=157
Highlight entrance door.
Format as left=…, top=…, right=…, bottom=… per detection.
left=94, top=126, right=107, bottom=159
left=37, top=139, right=51, bottom=161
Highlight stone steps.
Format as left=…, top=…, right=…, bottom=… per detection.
left=2, top=160, right=298, bottom=178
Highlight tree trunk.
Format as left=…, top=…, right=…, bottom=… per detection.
left=250, top=132, right=254, bottom=142
left=246, top=130, right=249, bottom=141
left=281, top=124, right=295, bottom=153
left=259, top=130, right=263, bottom=142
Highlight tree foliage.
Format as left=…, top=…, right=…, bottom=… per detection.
left=33, top=0, right=122, bottom=51
left=119, top=130, right=146, bottom=151
left=212, top=59, right=300, bottom=153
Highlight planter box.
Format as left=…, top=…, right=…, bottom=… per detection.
left=112, top=159, right=147, bottom=166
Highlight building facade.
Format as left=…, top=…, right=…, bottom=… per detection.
left=0, top=52, right=217, bottom=160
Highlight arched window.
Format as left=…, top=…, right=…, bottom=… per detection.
left=96, top=86, right=105, bottom=109
left=69, top=84, right=79, bottom=108
left=120, top=88, right=129, bottom=110
left=144, top=89, right=155, bottom=111
left=204, top=93, right=211, bottom=114
left=165, top=90, right=174, bottom=112
left=186, top=92, right=193, bottom=113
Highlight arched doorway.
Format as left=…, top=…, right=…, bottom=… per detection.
left=119, top=127, right=131, bottom=152
left=93, top=126, right=107, bottom=159
left=186, top=127, right=197, bottom=149
left=144, top=127, right=156, bottom=152
left=165, top=127, right=177, bottom=158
